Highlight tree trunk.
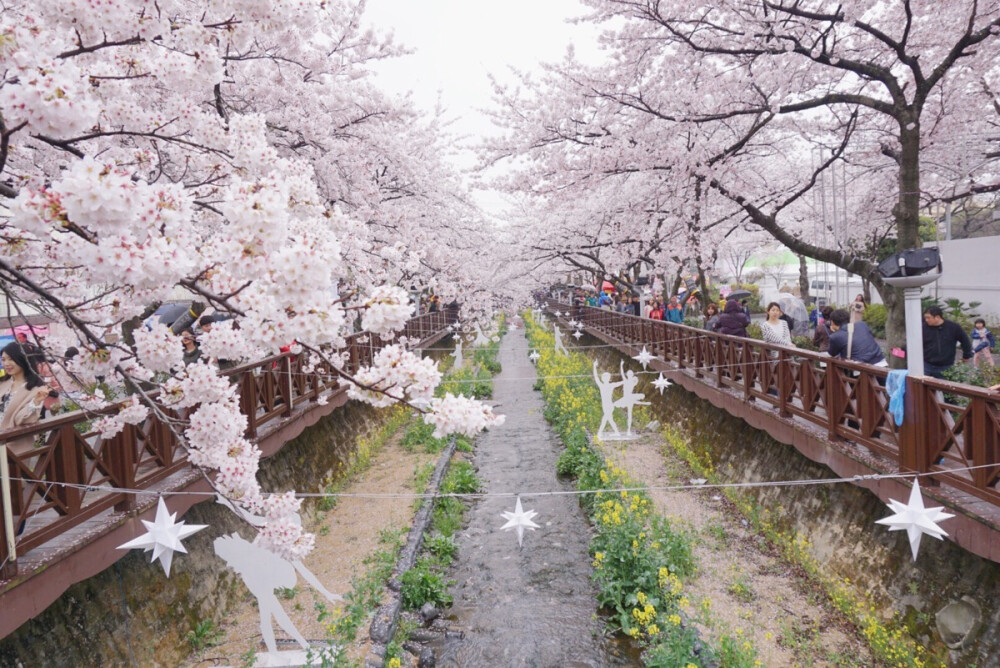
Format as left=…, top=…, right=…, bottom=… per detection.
left=798, top=254, right=810, bottom=305
left=882, top=113, right=923, bottom=354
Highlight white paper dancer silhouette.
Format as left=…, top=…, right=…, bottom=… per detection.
left=553, top=326, right=568, bottom=355
left=215, top=534, right=310, bottom=653
left=214, top=497, right=341, bottom=658
left=473, top=322, right=490, bottom=347
left=593, top=361, right=624, bottom=439
left=452, top=338, right=464, bottom=368
left=614, top=360, right=650, bottom=436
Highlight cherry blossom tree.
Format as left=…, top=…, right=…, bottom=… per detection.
left=0, top=0, right=502, bottom=560
left=485, top=1, right=1000, bottom=348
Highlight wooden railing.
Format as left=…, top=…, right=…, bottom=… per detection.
left=547, top=300, right=1000, bottom=506
left=0, top=308, right=456, bottom=579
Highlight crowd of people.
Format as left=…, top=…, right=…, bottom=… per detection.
left=570, top=285, right=997, bottom=383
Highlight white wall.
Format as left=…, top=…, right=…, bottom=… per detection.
left=932, top=237, right=1000, bottom=318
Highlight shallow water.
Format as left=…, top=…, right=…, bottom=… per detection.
left=429, top=330, right=635, bottom=667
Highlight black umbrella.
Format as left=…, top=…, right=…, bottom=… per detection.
left=727, top=289, right=752, bottom=301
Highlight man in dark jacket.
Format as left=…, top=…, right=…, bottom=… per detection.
left=922, top=306, right=973, bottom=378
left=828, top=310, right=886, bottom=366
left=714, top=299, right=750, bottom=337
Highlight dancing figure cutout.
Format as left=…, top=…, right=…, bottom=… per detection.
left=553, top=326, right=568, bottom=356
left=593, top=361, right=624, bottom=439
left=214, top=497, right=340, bottom=660
left=614, top=360, right=649, bottom=436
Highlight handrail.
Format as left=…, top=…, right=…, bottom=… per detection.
left=0, top=307, right=457, bottom=579
left=546, top=299, right=1000, bottom=508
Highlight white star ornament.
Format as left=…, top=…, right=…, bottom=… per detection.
left=573, top=330, right=583, bottom=340
left=118, top=497, right=208, bottom=576
left=529, top=350, right=540, bottom=363
left=652, top=373, right=673, bottom=395
left=875, top=479, right=954, bottom=560
left=500, top=497, right=540, bottom=547
left=633, top=347, right=655, bottom=370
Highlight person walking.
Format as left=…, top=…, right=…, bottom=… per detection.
left=714, top=299, right=750, bottom=337
left=922, top=306, right=973, bottom=378
left=971, top=318, right=995, bottom=367
left=760, top=302, right=793, bottom=347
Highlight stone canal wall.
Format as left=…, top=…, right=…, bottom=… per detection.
left=0, top=401, right=386, bottom=668
left=647, top=367, right=1000, bottom=667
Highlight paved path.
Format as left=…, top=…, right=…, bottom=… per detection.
left=432, top=326, right=629, bottom=667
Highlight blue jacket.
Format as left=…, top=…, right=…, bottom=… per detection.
left=664, top=303, right=684, bottom=323
left=972, top=327, right=995, bottom=353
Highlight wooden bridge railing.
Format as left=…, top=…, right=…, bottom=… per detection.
left=0, top=308, right=456, bottom=579
left=547, top=300, right=1000, bottom=507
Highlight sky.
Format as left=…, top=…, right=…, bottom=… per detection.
left=362, top=0, right=604, bottom=218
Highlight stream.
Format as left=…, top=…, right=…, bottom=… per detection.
left=428, top=326, right=635, bottom=667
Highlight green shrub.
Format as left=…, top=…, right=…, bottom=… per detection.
left=425, top=533, right=458, bottom=562
left=864, top=303, right=888, bottom=339
left=441, top=460, right=481, bottom=495
left=401, top=419, right=448, bottom=454
left=187, top=619, right=224, bottom=651
left=400, top=561, right=454, bottom=610
left=432, top=496, right=466, bottom=537
left=792, top=335, right=817, bottom=351
left=746, top=321, right=762, bottom=340
left=730, top=283, right=763, bottom=313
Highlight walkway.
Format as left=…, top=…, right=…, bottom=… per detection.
left=546, top=300, right=1000, bottom=565
left=433, top=324, right=627, bottom=667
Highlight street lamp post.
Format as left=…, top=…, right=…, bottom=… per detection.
left=880, top=250, right=942, bottom=376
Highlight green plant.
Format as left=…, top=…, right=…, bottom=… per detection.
left=239, top=648, right=258, bottom=668
left=187, top=619, right=224, bottom=652
left=942, top=363, right=1000, bottom=406
left=454, top=435, right=473, bottom=453
left=728, top=574, right=755, bottom=603
left=715, top=630, right=761, bottom=668
left=792, top=335, right=818, bottom=351
left=432, top=496, right=466, bottom=538
left=400, top=560, right=455, bottom=609
left=425, top=533, right=458, bottom=562
left=413, top=461, right=436, bottom=494
left=440, top=459, right=480, bottom=494
left=705, top=521, right=728, bottom=547
left=863, top=303, right=888, bottom=339
left=324, top=527, right=407, bottom=645
left=746, top=321, right=763, bottom=340
left=277, top=586, right=298, bottom=600
left=401, top=419, right=449, bottom=453
left=730, top=283, right=763, bottom=313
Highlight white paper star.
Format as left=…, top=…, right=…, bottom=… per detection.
left=875, top=479, right=954, bottom=561
left=573, top=330, right=583, bottom=340
left=529, top=350, right=540, bottom=363
left=652, top=373, right=673, bottom=394
left=500, top=497, right=540, bottom=547
left=633, top=346, right=655, bottom=370
left=569, top=320, right=579, bottom=328
left=118, top=497, right=208, bottom=576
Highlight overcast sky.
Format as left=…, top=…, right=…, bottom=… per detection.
left=363, top=0, right=603, bottom=218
